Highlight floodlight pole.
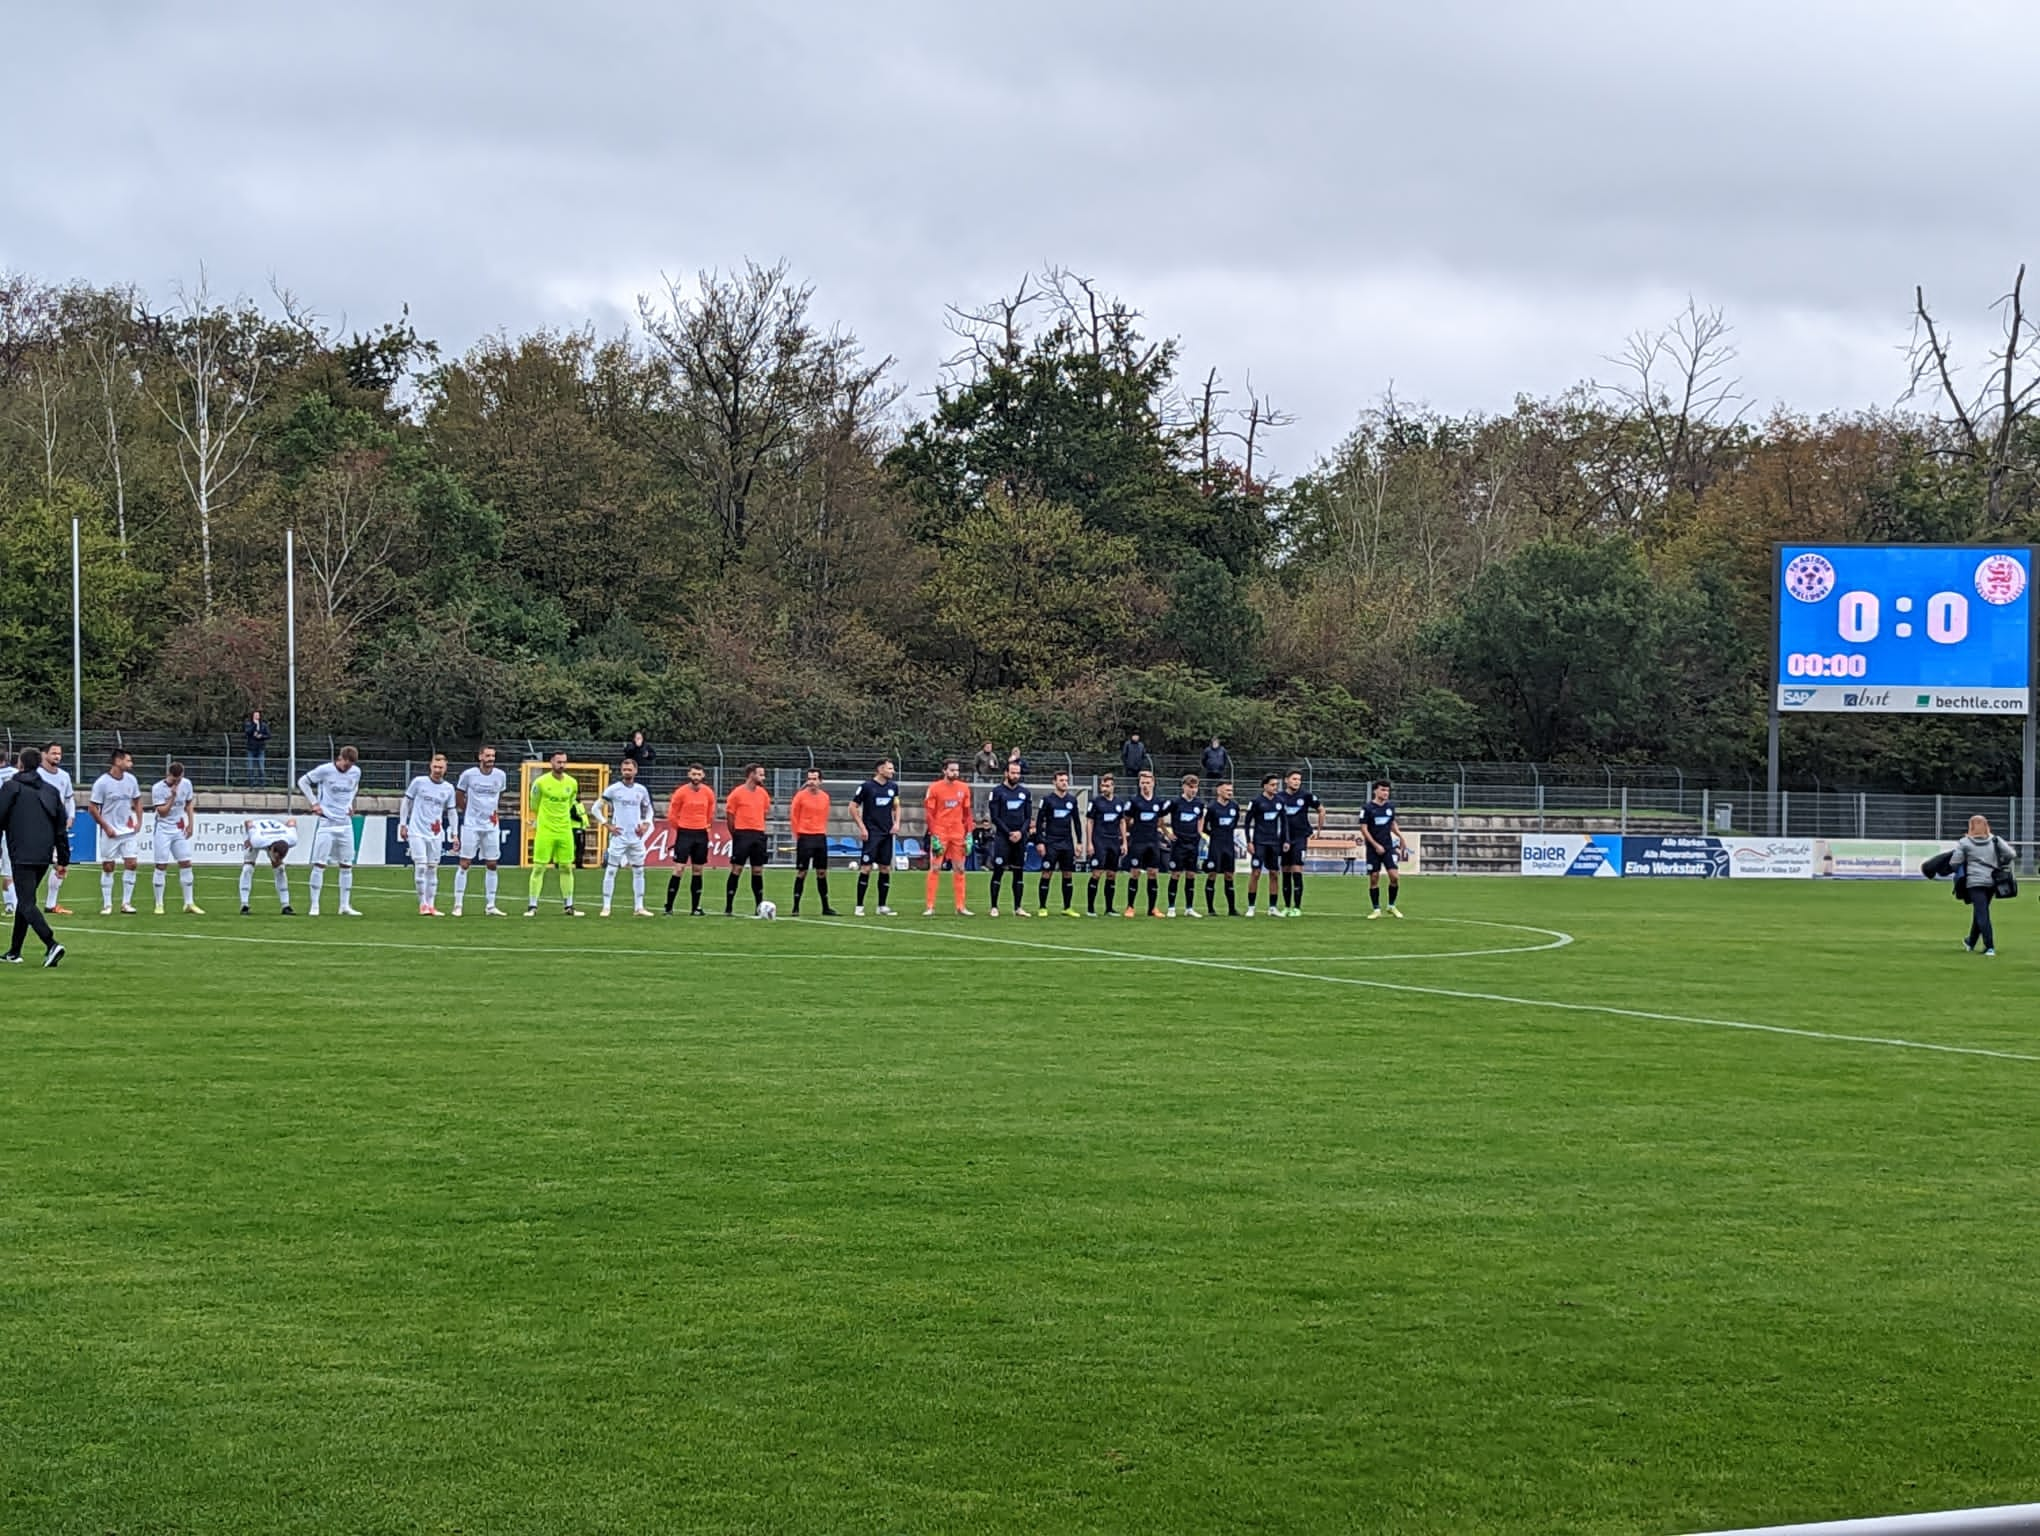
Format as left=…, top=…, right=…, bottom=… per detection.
left=286, top=527, right=299, bottom=791
left=71, top=516, right=83, bottom=768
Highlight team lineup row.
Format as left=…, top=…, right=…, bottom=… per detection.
left=0, top=745, right=1414, bottom=924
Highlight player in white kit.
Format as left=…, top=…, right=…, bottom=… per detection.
left=38, top=741, right=76, bottom=913
left=297, top=746, right=364, bottom=916
left=399, top=754, right=459, bottom=915
left=240, top=817, right=299, bottom=913
left=598, top=757, right=656, bottom=917
left=0, top=752, right=17, bottom=916
left=151, top=762, right=204, bottom=914
left=90, top=749, right=146, bottom=915
left=452, top=746, right=508, bottom=917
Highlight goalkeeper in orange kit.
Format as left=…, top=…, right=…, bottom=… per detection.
left=921, top=760, right=974, bottom=916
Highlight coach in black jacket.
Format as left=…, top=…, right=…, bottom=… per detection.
left=0, top=747, right=69, bottom=966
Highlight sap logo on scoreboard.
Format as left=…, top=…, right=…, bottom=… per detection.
left=1781, top=688, right=1817, bottom=707
left=1519, top=835, right=1623, bottom=876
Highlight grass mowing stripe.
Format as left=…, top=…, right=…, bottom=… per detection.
left=798, top=915, right=2040, bottom=1067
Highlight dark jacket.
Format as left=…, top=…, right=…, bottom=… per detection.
left=1120, top=738, right=1150, bottom=777
left=622, top=737, right=655, bottom=766
left=0, top=774, right=71, bottom=867
left=244, top=717, right=271, bottom=750
left=1201, top=745, right=1231, bottom=781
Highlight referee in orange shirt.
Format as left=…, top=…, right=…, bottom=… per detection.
left=788, top=769, right=838, bottom=916
left=723, top=764, right=772, bottom=917
left=663, top=763, right=718, bottom=916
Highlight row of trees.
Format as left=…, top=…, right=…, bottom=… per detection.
left=2, top=262, right=2036, bottom=791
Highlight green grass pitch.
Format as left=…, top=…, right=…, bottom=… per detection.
left=3, top=871, right=2036, bottom=1534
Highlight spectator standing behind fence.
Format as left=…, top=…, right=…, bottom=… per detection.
left=973, top=741, right=1001, bottom=781
left=1121, top=732, right=1150, bottom=780
left=243, top=710, right=271, bottom=786
left=622, top=730, right=656, bottom=768
left=1948, top=814, right=2016, bottom=957
left=1201, top=737, right=1231, bottom=783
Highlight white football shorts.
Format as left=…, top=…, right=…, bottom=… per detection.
left=458, top=820, right=502, bottom=863
left=312, top=822, right=356, bottom=866
left=407, top=832, right=446, bottom=870
left=605, top=833, right=647, bottom=869
left=101, top=831, right=141, bottom=863
left=153, top=825, right=194, bottom=864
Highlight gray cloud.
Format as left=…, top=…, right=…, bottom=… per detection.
left=6, top=0, right=2034, bottom=474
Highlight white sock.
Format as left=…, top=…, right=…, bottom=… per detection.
left=274, top=867, right=290, bottom=906
left=154, top=868, right=168, bottom=904
left=309, top=866, right=325, bottom=906
left=180, top=867, right=195, bottom=903
left=240, top=864, right=256, bottom=905
left=47, top=870, right=63, bottom=904
left=423, top=865, right=439, bottom=909
left=485, top=868, right=499, bottom=904
left=602, top=867, right=618, bottom=905
left=123, top=868, right=137, bottom=903
left=102, top=871, right=115, bottom=907
left=340, top=869, right=354, bottom=907
left=454, top=866, right=469, bottom=905
left=3, top=881, right=14, bottom=914
left=632, top=868, right=645, bottom=908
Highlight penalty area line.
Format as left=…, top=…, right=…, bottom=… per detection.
left=796, top=918, right=2040, bottom=1066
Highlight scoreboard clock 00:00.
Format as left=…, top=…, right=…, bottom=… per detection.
left=1774, top=544, right=2033, bottom=714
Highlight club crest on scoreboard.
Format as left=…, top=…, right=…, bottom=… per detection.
left=1975, top=552, right=2027, bottom=605
left=1784, top=552, right=1835, bottom=602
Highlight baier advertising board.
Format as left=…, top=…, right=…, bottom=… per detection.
left=1519, top=835, right=1624, bottom=876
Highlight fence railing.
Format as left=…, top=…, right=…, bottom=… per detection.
left=7, top=727, right=2031, bottom=855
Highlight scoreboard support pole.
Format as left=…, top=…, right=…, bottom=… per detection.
left=2026, top=700, right=2037, bottom=874
left=1765, top=707, right=1781, bottom=838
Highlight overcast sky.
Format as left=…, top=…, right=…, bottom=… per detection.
left=6, top=0, right=2034, bottom=476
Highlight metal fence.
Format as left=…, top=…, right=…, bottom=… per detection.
left=7, top=727, right=2032, bottom=851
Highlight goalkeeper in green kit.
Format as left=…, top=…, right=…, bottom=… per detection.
left=526, top=752, right=585, bottom=918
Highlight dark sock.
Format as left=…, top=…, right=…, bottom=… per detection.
left=1087, top=877, right=1099, bottom=913
left=1371, top=884, right=1381, bottom=910
left=750, top=872, right=765, bottom=908
left=857, top=871, right=870, bottom=905
left=817, top=876, right=830, bottom=910
left=690, top=872, right=703, bottom=911
left=1224, top=877, right=1237, bottom=914
left=792, top=875, right=805, bottom=913
left=1166, top=876, right=1179, bottom=907
left=877, top=872, right=891, bottom=907
left=1146, top=876, right=1159, bottom=912
left=665, top=874, right=681, bottom=912
left=1038, top=876, right=1050, bottom=908
left=989, top=871, right=1003, bottom=907
left=1105, top=876, right=1117, bottom=910
left=725, top=872, right=738, bottom=913
left=1388, top=880, right=1399, bottom=907
left=1292, top=874, right=1305, bottom=911
left=1061, top=875, right=1074, bottom=910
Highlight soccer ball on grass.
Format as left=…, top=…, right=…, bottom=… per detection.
left=757, top=900, right=778, bottom=921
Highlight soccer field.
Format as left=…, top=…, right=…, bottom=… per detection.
left=4, top=873, right=2036, bottom=1535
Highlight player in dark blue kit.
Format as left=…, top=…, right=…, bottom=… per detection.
left=1161, top=773, right=1206, bottom=918
left=1361, top=778, right=1408, bottom=918
left=1085, top=774, right=1128, bottom=917
left=985, top=760, right=1034, bottom=918
left=1124, top=769, right=1166, bottom=918
left=850, top=759, right=902, bottom=916
left=1279, top=769, right=1324, bottom=917
left=1032, top=769, right=1084, bottom=918
left=1244, top=774, right=1287, bottom=918
left=1202, top=780, right=1243, bottom=916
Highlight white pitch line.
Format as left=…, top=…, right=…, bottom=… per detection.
left=795, top=917, right=2040, bottom=1066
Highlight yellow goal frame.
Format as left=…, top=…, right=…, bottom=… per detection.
left=518, top=760, right=612, bottom=867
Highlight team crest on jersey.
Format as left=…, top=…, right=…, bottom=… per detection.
left=1784, top=552, right=1834, bottom=603
left=1975, top=553, right=2027, bottom=605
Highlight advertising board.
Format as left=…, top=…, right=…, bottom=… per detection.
left=1721, top=838, right=1817, bottom=878
left=1519, top=835, right=1623, bottom=876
